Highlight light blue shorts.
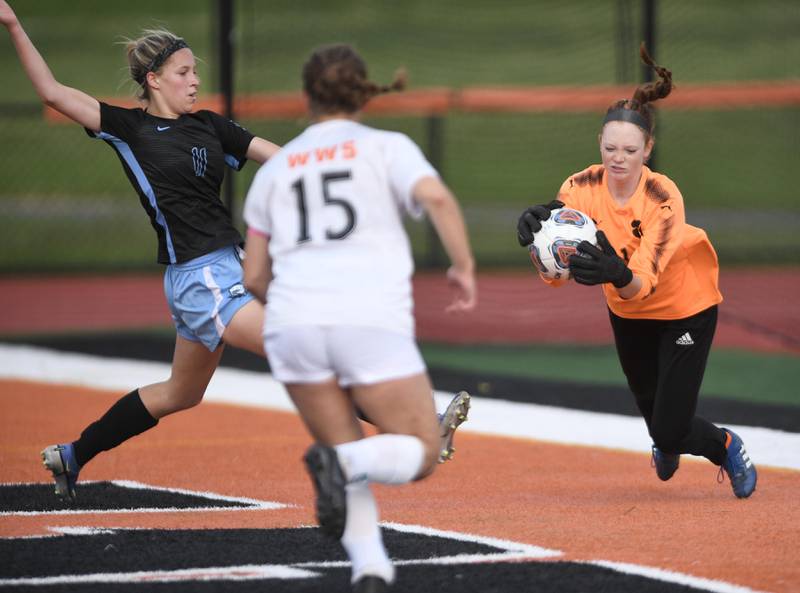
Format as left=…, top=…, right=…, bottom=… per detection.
left=164, top=245, right=255, bottom=351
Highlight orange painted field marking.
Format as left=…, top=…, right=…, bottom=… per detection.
left=1, top=379, right=798, bottom=592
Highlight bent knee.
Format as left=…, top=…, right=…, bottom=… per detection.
left=160, top=386, right=205, bottom=415
left=141, top=382, right=206, bottom=419
left=174, top=395, right=204, bottom=412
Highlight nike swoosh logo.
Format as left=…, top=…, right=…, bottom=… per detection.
left=156, top=126, right=171, bottom=132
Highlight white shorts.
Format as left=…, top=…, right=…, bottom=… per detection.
left=264, top=326, right=427, bottom=387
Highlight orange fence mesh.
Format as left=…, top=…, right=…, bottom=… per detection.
left=44, top=81, right=800, bottom=123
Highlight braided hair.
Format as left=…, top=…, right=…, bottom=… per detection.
left=603, top=43, right=674, bottom=139
left=302, top=44, right=406, bottom=115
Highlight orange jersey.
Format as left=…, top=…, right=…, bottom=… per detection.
left=555, top=164, right=722, bottom=320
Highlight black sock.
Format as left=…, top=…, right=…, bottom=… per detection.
left=71, top=389, right=158, bottom=468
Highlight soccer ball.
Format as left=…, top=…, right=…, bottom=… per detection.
left=528, top=207, right=597, bottom=280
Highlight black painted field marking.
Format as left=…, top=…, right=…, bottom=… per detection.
left=0, top=480, right=288, bottom=516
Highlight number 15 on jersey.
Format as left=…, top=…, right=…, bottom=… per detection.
left=291, top=170, right=357, bottom=244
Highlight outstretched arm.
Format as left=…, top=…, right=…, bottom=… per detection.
left=1, top=0, right=100, bottom=131
left=413, top=176, right=477, bottom=313
left=246, top=136, right=281, bottom=165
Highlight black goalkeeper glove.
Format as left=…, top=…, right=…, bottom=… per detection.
left=516, top=200, right=564, bottom=246
left=568, top=230, right=634, bottom=288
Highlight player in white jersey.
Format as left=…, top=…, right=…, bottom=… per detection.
left=243, top=44, right=477, bottom=593
left=247, top=107, right=434, bottom=337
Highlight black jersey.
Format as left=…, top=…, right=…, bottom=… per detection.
left=86, top=102, right=255, bottom=264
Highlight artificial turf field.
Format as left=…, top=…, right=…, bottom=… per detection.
left=1, top=353, right=798, bottom=593
left=1, top=270, right=799, bottom=592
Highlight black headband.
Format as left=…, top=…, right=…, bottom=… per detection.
left=603, top=108, right=651, bottom=133
left=136, top=39, right=189, bottom=84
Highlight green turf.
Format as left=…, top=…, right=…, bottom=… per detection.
left=1, top=1, right=798, bottom=271
left=5, top=1, right=797, bottom=99
left=3, top=108, right=798, bottom=271
left=419, top=342, right=800, bottom=408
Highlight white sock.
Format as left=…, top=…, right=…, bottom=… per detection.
left=335, top=434, right=425, bottom=484
left=340, top=481, right=395, bottom=584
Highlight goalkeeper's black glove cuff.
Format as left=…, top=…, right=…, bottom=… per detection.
left=571, top=232, right=633, bottom=289
left=612, top=266, right=634, bottom=289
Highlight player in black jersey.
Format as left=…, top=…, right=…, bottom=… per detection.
left=2, top=1, right=471, bottom=501
left=2, top=2, right=282, bottom=499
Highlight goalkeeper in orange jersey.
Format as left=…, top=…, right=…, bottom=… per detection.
left=516, top=44, right=757, bottom=498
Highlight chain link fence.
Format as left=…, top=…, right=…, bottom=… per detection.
left=1, top=0, right=798, bottom=273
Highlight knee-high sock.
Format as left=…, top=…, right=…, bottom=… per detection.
left=335, top=434, right=425, bottom=485
left=72, top=389, right=158, bottom=467
left=340, top=481, right=395, bottom=585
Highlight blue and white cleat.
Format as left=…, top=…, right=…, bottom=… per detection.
left=41, top=443, right=81, bottom=501
left=719, top=429, right=757, bottom=498
left=651, top=445, right=680, bottom=481
left=438, top=391, right=471, bottom=463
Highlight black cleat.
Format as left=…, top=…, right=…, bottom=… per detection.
left=651, top=445, right=680, bottom=481
left=303, top=443, right=348, bottom=539
left=353, top=575, right=389, bottom=593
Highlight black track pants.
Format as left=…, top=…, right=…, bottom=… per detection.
left=609, top=305, right=727, bottom=465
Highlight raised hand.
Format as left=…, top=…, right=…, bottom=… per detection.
left=516, top=200, right=564, bottom=246
left=0, top=1, right=20, bottom=28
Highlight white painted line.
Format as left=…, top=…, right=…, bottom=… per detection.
left=447, top=394, right=800, bottom=471
left=0, top=520, right=776, bottom=593
left=110, top=479, right=292, bottom=508
left=0, top=565, right=319, bottom=586
left=591, top=560, right=773, bottom=593
left=383, top=521, right=560, bottom=558
left=1, top=344, right=798, bottom=470
left=0, top=479, right=288, bottom=517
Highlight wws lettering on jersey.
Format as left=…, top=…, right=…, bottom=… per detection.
left=287, top=140, right=357, bottom=168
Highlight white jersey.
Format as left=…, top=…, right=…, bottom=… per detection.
left=243, top=118, right=438, bottom=336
